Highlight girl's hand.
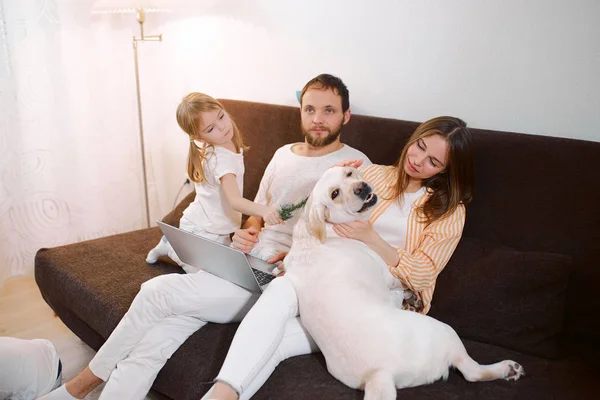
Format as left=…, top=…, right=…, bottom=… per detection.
left=332, top=220, right=377, bottom=244
left=332, top=159, right=364, bottom=169
left=264, top=208, right=284, bottom=226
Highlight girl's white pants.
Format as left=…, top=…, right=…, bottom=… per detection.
left=147, top=216, right=231, bottom=274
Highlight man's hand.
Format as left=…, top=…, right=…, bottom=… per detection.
left=332, top=220, right=377, bottom=244
left=268, top=252, right=288, bottom=276
left=231, top=226, right=260, bottom=253
left=332, top=159, right=364, bottom=169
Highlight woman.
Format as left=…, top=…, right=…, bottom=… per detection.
left=209, top=116, right=475, bottom=399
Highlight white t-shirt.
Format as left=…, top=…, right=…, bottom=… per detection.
left=372, top=187, right=426, bottom=251
left=183, top=146, right=244, bottom=235
left=254, top=143, right=371, bottom=248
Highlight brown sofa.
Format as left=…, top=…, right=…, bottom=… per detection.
left=35, top=99, right=600, bottom=399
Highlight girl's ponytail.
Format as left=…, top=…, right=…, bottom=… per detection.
left=187, top=139, right=209, bottom=183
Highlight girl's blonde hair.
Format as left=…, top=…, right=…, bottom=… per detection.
left=176, top=93, right=248, bottom=183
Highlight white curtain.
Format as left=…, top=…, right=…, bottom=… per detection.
left=0, top=0, right=315, bottom=285
left=0, top=0, right=153, bottom=284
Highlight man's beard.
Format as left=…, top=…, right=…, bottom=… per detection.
left=301, top=123, right=343, bottom=147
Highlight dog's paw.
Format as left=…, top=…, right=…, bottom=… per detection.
left=502, top=361, right=525, bottom=381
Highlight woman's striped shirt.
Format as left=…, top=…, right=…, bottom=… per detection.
left=362, top=164, right=466, bottom=314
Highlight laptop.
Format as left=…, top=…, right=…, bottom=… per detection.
left=157, top=221, right=276, bottom=292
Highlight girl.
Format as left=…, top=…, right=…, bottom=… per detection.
left=39, top=93, right=288, bottom=400
left=209, top=116, right=475, bottom=399
left=146, top=93, right=283, bottom=273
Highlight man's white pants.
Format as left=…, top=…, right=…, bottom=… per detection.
left=206, top=275, right=407, bottom=400
left=209, top=276, right=319, bottom=400
left=88, top=271, right=259, bottom=400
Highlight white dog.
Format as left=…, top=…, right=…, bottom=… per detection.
left=284, top=166, right=524, bottom=400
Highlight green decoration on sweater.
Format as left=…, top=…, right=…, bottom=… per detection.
left=278, top=197, right=308, bottom=221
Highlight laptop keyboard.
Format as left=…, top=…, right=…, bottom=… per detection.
left=251, top=267, right=275, bottom=286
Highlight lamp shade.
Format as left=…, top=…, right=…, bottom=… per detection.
left=92, top=0, right=173, bottom=13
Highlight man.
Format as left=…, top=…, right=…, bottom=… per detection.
left=233, top=73, right=371, bottom=261
left=39, top=73, right=370, bottom=400
left=209, top=73, right=372, bottom=399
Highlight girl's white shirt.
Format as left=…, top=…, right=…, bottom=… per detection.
left=183, top=145, right=245, bottom=235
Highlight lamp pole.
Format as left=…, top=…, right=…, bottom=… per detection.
left=132, top=8, right=161, bottom=228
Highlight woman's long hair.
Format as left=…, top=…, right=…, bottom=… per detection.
left=176, top=93, right=248, bottom=183
left=390, top=116, right=474, bottom=224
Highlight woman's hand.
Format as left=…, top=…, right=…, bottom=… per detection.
left=332, top=159, right=364, bottom=169
left=263, top=207, right=284, bottom=226
left=332, top=220, right=377, bottom=244
left=335, top=221, right=401, bottom=268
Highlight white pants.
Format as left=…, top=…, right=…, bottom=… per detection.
left=178, top=216, right=232, bottom=247
left=210, top=276, right=407, bottom=399
left=213, top=276, right=318, bottom=400
left=0, top=337, right=61, bottom=400
left=88, top=271, right=259, bottom=400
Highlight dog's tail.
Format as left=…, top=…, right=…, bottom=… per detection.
left=363, top=369, right=396, bottom=400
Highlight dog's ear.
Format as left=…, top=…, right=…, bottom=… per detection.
left=305, top=197, right=327, bottom=243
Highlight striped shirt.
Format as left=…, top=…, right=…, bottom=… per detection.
left=362, top=164, right=466, bottom=314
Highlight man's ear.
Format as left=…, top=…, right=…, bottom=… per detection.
left=305, top=197, right=326, bottom=243
left=343, top=109, right=351, bottom=125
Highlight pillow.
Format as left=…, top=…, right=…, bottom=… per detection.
left=428, top=237, right=572, bottom=359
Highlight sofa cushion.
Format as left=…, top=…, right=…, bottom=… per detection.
left=428, top=237, right=572, bottom=359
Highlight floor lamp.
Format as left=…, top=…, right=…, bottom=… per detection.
left=92, top=1, right=169, bottom=228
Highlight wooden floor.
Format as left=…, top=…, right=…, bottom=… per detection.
left=0, top=275, right=168, bottom=400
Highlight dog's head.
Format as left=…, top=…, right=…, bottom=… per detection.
left=303, top=166, right=378, bottom=242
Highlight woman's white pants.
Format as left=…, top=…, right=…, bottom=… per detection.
left=88, top=271, right=259, bottom=400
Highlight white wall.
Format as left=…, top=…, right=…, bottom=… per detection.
left=122, top=0, right=600, bottom=221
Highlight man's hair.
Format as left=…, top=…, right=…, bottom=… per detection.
left=300, top=74, right=350, bottom=112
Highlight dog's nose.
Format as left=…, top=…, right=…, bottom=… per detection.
left=354, top=181, right=370, bottom=198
